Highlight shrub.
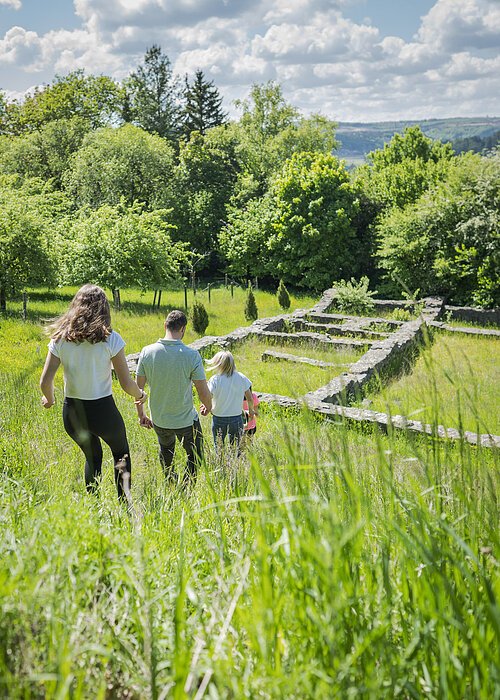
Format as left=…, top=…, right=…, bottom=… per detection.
left=277, top=279, right=291, bottom=310
left=333, top=276, right=375, bottom=315
left=244, top=282, right=258, bottom=321
left=191, top=301, right=209, bottom=335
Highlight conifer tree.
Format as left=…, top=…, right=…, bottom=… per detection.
left=277, top=279, right=291, bottom=310
left=183, top=70, right=226, bottom=137
left=124, top=45, right=181, bottom=141
left=191, top=301, right=209, bottom=335
left=244, top=282, right=258, bottom=321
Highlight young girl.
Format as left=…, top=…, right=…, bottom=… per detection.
left=39, top=284, right=147, bottom=499
left=202, top=350, right=255, bottom=450
left=243, top=390, right=260, bottom=437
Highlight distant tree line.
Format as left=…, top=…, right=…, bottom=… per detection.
left=0, top=45, right=498, bottom=309
left=450, top=130, right=500, bottom=155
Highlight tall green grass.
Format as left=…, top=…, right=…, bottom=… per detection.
left=359, top=333, right=500, bottom=435
left=1, top=290, right=499, bottom=698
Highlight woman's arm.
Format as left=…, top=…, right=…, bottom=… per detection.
left=111, top=349, right=147, bottom=402
left=40, top=351, right=61, bottom=408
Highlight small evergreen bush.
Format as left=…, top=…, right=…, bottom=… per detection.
left=244, top=282, right=258, bottom=321
left=277, top=280, right=291, bottom=310
left=333, top=277, right=375, bottom=315
left=191, top=301, right=209, bottom=335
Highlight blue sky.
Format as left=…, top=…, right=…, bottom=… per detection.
left=1, top=0, right=499, bottom=122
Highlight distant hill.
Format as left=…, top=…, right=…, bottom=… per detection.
left=336, top=117, right=500, bottom=164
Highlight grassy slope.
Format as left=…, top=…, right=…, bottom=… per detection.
left=360, top=333, right=500, bottom=435
left=1, top=289, right=499, bottom=698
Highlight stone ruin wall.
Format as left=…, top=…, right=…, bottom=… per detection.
left=126, top=290, right=500, bottom=449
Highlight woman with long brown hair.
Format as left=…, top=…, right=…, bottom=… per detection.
left=40, top=284, right=146, bottom=499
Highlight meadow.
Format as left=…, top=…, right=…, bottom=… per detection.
left=0, top=287, right=499, bottom=699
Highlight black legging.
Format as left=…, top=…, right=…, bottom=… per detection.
left=63, top=395, right=130, bottom=498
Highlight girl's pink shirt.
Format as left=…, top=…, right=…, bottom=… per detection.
left=243, top=392, right=259, bottom=430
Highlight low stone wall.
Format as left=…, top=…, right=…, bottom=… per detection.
left=443, top=305, right=500, bottom=326
left=261, top=350, right=350, bottom=368
left=429, top=322, right=500, bottom=338
left=307, top=311, right=404, bottom=328
left=257, top=393, right=500, bottom=448
left=302, top=296, right=444, bottom=406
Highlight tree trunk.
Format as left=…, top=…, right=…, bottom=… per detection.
left=0, top=286, right=6, bottom=312
left=157, top=290, right=162, bottom=309
left=112, top=289, right=121, bottom=311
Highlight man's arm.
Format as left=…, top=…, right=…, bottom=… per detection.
left=194, top=379, right=212, bottom=414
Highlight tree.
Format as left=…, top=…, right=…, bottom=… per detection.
left=63, top=124, right=176, bottom=209
left=244, top=282, right=258, bottom=321
left=183, top=70, right=226, bottom=138
left=219, top=192, right=274, bottom=279
left=124, top=45, right=181, bottom=141
left=170, top=130, right=239, bottom=260
left=277, top=280, right=291, bottom=310
left=57, top=202, right=187, bottom=299
left=356, top=126, right=454, bottom=212
left=0, top=117, right=90, bottom=187
left=376, top=151, right=500, bottom=306
left=266, top=152, right=360, bottom=290
left=191, top=301, right=209, bottom=335
left=0, top=176, right=69, bottom=309
left=3, top=71, right=122, bottom=134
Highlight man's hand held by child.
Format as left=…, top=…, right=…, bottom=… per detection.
left=200, top=403, right=210, bottom=417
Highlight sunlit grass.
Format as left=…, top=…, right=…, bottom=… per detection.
left=360, top=333, right=500, bottom=434
left=1, top=290, right=499, bottom=697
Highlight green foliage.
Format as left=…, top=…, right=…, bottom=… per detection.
left=0, top=176, right=70, bottom=306
left=3, top=70, right=121, bottom=134
left=56, top=202, right=186, bottom=291
left=332, top=276, right=375, bottom=315
left=171, top=130, right=239, bottom=257
left=389, top=307, right=412, bottom=322
left=266, top=152, right=360, bottom=290
left=356, top=126, right=454, bottom=212
left=63, top=124, right=176, bottom=209
left=0, top=117, right=90, bottom=187
left=276, top=279, right=291, bottom=310
left=191, top=301, right=209, bottom=335
left=124, top=45, right=181, bottom=141
left=219, top=192, right=274, bottom=279
left=244, top=282, right=258, bottom=321
left=377, top=151, right=500, bottom=306
left=231, top=82, right=337, bottom=193
left=182, top=70, right=226, bottom=138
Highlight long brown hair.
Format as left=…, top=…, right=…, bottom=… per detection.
left=49, top=285, right=112, bottom=344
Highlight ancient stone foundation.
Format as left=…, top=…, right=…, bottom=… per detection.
left=126, top=288, right=499, bottom=448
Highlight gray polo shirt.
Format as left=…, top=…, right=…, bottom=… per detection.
left=136, top=338, right=206, bottom=429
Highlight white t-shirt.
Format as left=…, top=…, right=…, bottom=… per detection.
left=208, top=371, right=251, bottom=417
left=48, top=330, right=125, bottom=400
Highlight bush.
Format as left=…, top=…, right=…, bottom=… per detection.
left=277, top=279, right=291, bottom=310
left=333, top=277, right=375, bottom=315
left=191, top=301, right=209, bottom=335
left=244, top=283, right=258, bottom=321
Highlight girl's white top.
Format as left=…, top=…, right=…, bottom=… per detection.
left=48, top=331, right=125, bottom=400
left=208, top=371, right=251, bottom=417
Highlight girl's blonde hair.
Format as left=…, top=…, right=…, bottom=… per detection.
left=205, top=350, right=235, bottom=376
left=48, top=284, right=112, bottom=344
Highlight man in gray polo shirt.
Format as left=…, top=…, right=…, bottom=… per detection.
left=135, top=310, right=212, bottom=484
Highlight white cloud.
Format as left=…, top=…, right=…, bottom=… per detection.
left=0, top=26, right=42, bottom=68
left=1, top=0, right=499, bottom=122
left=0, top=0, right=21, bottom=9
